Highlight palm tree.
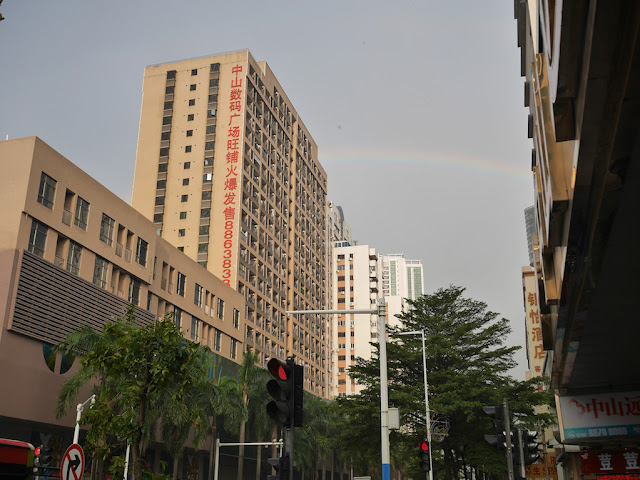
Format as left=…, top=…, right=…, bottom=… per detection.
left=206, top=374, right=245, bottom=480
left=236, top=349, right=270, bottom=480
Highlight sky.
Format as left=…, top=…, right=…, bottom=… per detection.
left=0, top=0, right=534, bottom=376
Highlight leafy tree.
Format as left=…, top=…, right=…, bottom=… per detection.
left=328, top=286, right=554, bottom=480
left=56, top=306, right=214, bottom=480
left=235, top=348, right=269, bottom=480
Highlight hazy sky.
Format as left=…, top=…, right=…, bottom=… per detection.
left=0, top=1, right=534, bottom=376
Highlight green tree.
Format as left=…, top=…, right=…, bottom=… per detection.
left=236, top=348, right=269, bottom=480
left=56, top=306, right=214, bottom=480
left=329, top=286, right=554, bottom=480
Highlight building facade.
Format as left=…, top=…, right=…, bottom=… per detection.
left=330, top=244, right=380, bottom=397
left=381, top=254, right=424, bottom=301
left=131, top=50, right=330, bottom=397
left=0, top=136, right=246, bottom=476
left=515, top=1, right=640, bottom=478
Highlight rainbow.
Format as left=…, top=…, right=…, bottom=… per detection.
left=319, top=149, right=532, bottom=181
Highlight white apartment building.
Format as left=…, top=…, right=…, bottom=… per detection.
left=330, top=244, right=380, bottom=397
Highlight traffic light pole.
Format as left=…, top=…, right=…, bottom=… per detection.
left=287, top=298, right=391, bottom=480
left=503, top=399, right=515, bottom=480
left=396, top=330, right=433, bottom=480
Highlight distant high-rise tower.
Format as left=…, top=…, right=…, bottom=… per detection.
left=381, top=254, right=424, bottom=301
left=132, top=50, right=329, bottom=397
left=524, top=206, right=537, bottom=267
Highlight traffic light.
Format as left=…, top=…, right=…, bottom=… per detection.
left=32, top=445, right=42, bottom=473
left=267, top=455, right=290, bottom=480
left=483, top=405, right=506, bottom=449
left=521, top=430, right=540, bottom=465
left=266, top=358, right=295, bottom=427
left=418, top=440, right=431, bottom=472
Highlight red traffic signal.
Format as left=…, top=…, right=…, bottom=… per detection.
left=34, top=447, right=41, bottom=456
left=418, top=440, right=431, bottom=472
left=419, top=441, right=429, bottom=452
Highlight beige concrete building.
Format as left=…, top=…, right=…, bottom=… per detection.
left=330, top=244, right=381, bottom=397
left=132, top=50, right=329, bottom=397
left=0, top=137, right=245, bottom=466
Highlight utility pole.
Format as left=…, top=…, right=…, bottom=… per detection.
left=503, top=398, right=515, bottom=480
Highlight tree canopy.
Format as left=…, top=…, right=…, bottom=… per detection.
left=327, top=286, right=554, bottom=480
left=56, top=306, right=216, bottom=480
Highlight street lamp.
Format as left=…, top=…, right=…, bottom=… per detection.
left=287, top=298, right=391, bottom=480
left=395, top=330, right=433, bottom=480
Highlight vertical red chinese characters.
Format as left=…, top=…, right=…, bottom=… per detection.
left=221, top=64, right=244, bottom=286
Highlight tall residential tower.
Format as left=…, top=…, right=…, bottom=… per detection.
left=132, top=50, right=329, bottom=397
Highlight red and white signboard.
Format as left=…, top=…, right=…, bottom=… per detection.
left=60, top=443, right=84, bottom=480
left=580, top=449, right=640, bottom=474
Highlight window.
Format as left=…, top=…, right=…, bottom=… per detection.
left=158, top=164, right=168, bottom=173
left=178, top=246, right=184, bottom=252
left=204, top=157, right=213, bottom=166
left=185, top=146, right=192, bottom=153
left=182, top=178, right=189, bottom=186
left=179, top=212, right=187, bottom=219
left=213, top=328, right=221, bottom=351
left=28, top=219, right=47, bottom=257
left=37, top=172, right=57, bottom=209
left=100, top=213, right=115, bottom=245
left=160, top=147, right=169, bottom=156
left=177, top=272, right=186, bottom=297
left=191, top=317, right=200, bottom=341
left=164, top=101, right=173, bottom=110
left=74, top=197, right=90, bottom=230
left=232, top=308, right=239, bottom=329
left=230, top=338, right=237, bottom=360
left=161, top=131, right=171, bottom=140
left=155, top=196, right=165, bottom=206
left=167, top=70, right=176, bottom=79
left=202, top=191, right=211, bottom=201
left=186, top=130, right=193, bottom=137
left=203, top=173, right=212, bottom=183
left=165, top=86, right=174, bottom=94
left=191, top=69, right=198, bottom=76
left=128, top=277, right=141, bottom=305
left=174, top=307, right=182, bottom=328
left=198, top=260, right=207, bottom=268
left=209, top=79, right=218, bottom=87
left=216, top=298, right=224, bottom=319
left=157, top=180, right=167, bottom=189
left=208, top=94, right=218, bottom=103
left=181, top=194, right=188, bottom=202
left=189, top=99, right=196, bottom=106
left=199, top=225, right=209, bottom=235
left=93, top=256, right=108, bottom=288
left=206, top=125, right=215, bottom=134
left=162, top=116, right=172, bottom=125
left=153, top=214, right=163, bottom=223
left=67, top=241, right=82, bottom=274
left=178, top=229, right=185, bottom=237
left=210, top=63, right=220, bottom=72
left=135, top=238, right=148, bottom=266
left=198, top=243, right=208, bottom=253
left=190, top=84, right=197, bottom=91
left=184, top=162, right=191, bottom=169
left=207, top=109, right=216, bottom=118
left=187, top=114, right=194, bottom=121
left=200, top=208, right=210, bottom=218
left=194, top=283, right=203, bottom=307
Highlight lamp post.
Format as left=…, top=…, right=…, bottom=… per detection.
left=287, top=298, right=391, bottom=480
left=396, top=330, right=433, bottom=480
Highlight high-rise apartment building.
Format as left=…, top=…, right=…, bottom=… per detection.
left=381, top=254, right=424, bottom=301
left=131, top=50, right=329, bottom=396
left=330, top=244, right=380, bottom=397
left=524, top=206, right=538, bottom=267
